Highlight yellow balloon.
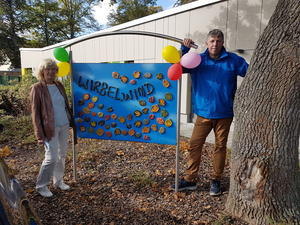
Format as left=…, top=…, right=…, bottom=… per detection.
left=162, top=45, right=181, bottom=63
left=57, top=62, right=70, bottom=77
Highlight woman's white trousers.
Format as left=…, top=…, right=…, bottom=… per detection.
left=36, top=124, right=69, bottom=189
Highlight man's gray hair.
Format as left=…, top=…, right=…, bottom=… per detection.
left=207, top=29, right=224, bottom=40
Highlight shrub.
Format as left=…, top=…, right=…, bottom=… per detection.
left=0, top=115, right=35, bottom=145
left=0, top=74, right=37, bottom=116
left=60, top=76, right=72, bottom=103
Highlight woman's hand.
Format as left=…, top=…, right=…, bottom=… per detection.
left=38, top=140, right=45, bottom=145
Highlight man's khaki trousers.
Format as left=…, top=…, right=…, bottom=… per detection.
left=184, top=116, right=233, bottom=182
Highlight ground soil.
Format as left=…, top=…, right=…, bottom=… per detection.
left=5, top=137, right=248, bottom=225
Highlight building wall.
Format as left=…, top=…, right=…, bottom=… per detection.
left=20, top=0, right=279, bottom=122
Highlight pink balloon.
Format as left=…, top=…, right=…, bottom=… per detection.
left=180, top=52, right=201, bottom=69
left=168, top=63, right=183, bottom=81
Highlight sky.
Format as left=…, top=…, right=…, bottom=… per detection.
left=93, top=0, right=177, bottom=27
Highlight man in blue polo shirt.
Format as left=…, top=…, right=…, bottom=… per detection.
left=174, top=29, right=248, bottom=195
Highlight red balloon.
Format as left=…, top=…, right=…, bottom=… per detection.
left=168, top=63, right=183, bottom=81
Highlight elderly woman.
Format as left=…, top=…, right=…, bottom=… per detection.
left=30, top=58, right=73, bottom=197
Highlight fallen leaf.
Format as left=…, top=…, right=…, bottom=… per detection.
left=138, top=207, right=148, bottom=212
left=116, top=150, right=124, bottom=156
left=174, top=192, right=186, bottom=199
left=26, top=188, right=35, bottom=194
left=155, top=169, right=162, bottom=176
left=167, top=168, right=175, bottom=175
left=0, top=145, right=12, bottom=157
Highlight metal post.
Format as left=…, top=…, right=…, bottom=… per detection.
left=175, top=77, right=182, bottom=192
left=69, top=49, right=77, bottom=181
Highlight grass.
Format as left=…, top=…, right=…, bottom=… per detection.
left=127, top=169, right=157, bottom=188
left=212, top=215, right=236, bottom=225
left=0, top=115, right=35, bottom=146
left=266, top=217, right=296, bottom=225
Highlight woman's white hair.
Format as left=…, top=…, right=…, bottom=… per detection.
left=35, top=58, right=58, bottom=81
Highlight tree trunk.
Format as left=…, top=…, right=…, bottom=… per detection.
left=226, top=0, right=300, bottom=224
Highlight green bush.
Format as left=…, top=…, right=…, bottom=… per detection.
left=0, top=73, right=73, bottom=146
left=14, top=74, right=37, bottom=100
left=0, top=74, right=37, bottom=116
left=0, top=115, right=35, bottom=145
left=60, top=76, right=72, bottom=103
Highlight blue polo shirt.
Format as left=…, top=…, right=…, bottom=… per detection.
left=181, top=45, right=248, bottom=119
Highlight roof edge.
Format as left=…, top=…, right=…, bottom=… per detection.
left=20, top=0, right=225, bottom=52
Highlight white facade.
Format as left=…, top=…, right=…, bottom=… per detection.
left=20, top=0, right=279, bottom=123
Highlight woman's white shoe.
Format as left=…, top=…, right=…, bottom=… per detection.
left=55, top=182, right=70, bottom=190
left=37, top=186, right=53, bottom=197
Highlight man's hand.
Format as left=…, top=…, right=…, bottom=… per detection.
left=183, top=38, right=195, bottom=48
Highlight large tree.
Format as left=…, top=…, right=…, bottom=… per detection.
left=173, top=0, right=197, bottom=7
left=25, top=0, right=63, bottom=47
left=26, top=0, right=102, bottom=45
left=0, top=0, right=102, bottom=68
left=0, top=0, right=28, bottom=68
left=226, top=0, right=300, bottom=224
left=57, top=0, right=101, bottom=39
left=108, top=0, right=162, bottom=26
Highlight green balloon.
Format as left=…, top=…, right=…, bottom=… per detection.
left=53, top=47, right=69, bottom=62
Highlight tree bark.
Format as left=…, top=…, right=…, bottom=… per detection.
left=226, top=0, right=300, bottom=224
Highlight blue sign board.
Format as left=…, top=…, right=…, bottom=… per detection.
left=72, top=63, right=177, bottom=145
